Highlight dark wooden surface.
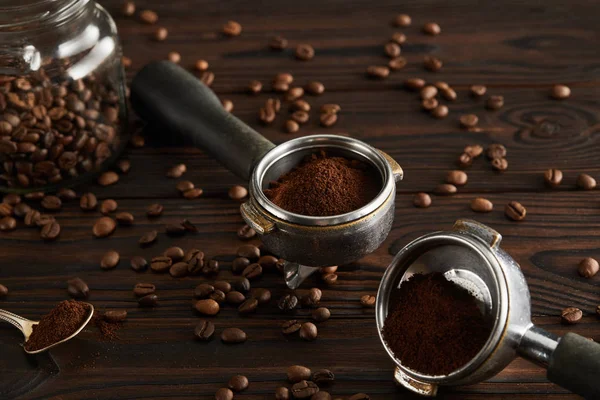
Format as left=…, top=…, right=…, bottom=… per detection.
left=2, top=0, right=600, bottom=398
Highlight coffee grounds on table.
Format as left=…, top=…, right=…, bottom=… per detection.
left=382, top=272, right=491, bottom=376
left=264, top=151, right=381, bottom=216
left=93, top=313, right=122, bottom=341
left=25, top=300, right=90, bottom=351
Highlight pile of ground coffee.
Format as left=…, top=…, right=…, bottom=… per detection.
left=264, top=151, right=381, bottom=216
left=25, top=300, right=90, bottom=352
left=382, top=272, right=491, bottom=376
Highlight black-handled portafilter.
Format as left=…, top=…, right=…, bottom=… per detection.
left=131, top=61, right=403, bottom=289
left=376, top=220, right=600, bottom=398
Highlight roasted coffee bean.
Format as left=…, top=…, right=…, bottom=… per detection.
left=67, top=277, right=89, bottom=299
left=194, top=299, right=220, bottom=315
left=175, top=181, right=194, bottom=193
left=285, top=87, right=304, bottom=102
left=486, top=144, right=507, bottom=159
left=258, top=255, right=278, bottom=271
left=404, top=78, right=426, bottom=90
left=459, top=114, right=478, bottom=128
left=305, top=81, right=324, bottom=96
left=130, top=256, right=148, bottom=272
left=222, top=20, right=242, bottom=37
left=221, top=327, right=247, bottom=343
left=259, top=106, right=276, bottom=124
left=167, top=51, right=181, bottom=64
left=551, top=84, right=571, bottom=99
left=486, top=95, right=504, bottom=110
left=301, top=288, right=322, bottom=307
left=312, top=369, right=335, bottom=385
left=291, top=380, right=319, bottom=398
left=384, top=42, right=401, bottom=58
left=210, top=289, right=226, bottom=303
left=420, top=98, right=437, bottom=111
left=413, top=192, right=432, bottom=208
left=115, top=212, right=134, bottom=225
left=434, top=183, right=457, bottom=195
left=242, top=263, right=262, bottom=280
left=312, top=307, right=331, bottom=322
left=130, top=134, right=145, bottom=147
left=208, top=281, right=229, bottom=295
left=423, top=22, right=441, bottom=35
left=150, top=256, right=172, bottom=273
left=202, top=259, right=219, bottom=275
left=200, top=71, right=215, bottom=87
left=284, top=119, right=300, bottom=133
left=446, top=170, right=468, bottom=186
left=278, top=294, right=299, bottom=312
left=194, top=284, right=215, bottom=299
left=183, top=188, right=203, bottom=199
left=140, top=9, right=158, bottom=24
left=236, top=224, right=256, bottom=241
left=393, top=13, right=411, bottom=27
left=194, top=320, right=215, bottom=340
left=457, top=152, right=473, bottom=168
left=561, top=307, right=582, bottom=324
left=441, top=87, right=457, bottom=101
left=13, top=203, right=29, bottom=218
left=146, top=203, right=164, bottom=217
left=138, top=294, right=158, bottom=307
left=165, top=223, right=186, bottom=236
left=544, top=168, right=563, bottom=188
left=166, top=163, right=186, bottom=178
left=228, top=185, right=248, bottom=200
left=139, top=230, right=158, bottom=246
left=295, top=44, right=315, bottom=61
left=0, top=203, right=12, bottom=217
left=360, top=294, right=376, bottom=307
left=170, top=262, right=189, bottom=278
left=423, top=56, right=442, bottom=72
left=388, top=56, right=407, bottom=71
left=36, top=214, right=55, bottom=227
left=471, top=197, right=493, bottom=213
left=0, top=284, right=9, bottom=298
left=162, top=246, right=183, bottom=261
left=238, top=297, right=258, bottom=314
left=226, top=291, right=245, bottom=305
left=80, top=192, right=97, bottom=211
left=269, top=35, right=288, bottom=50
left=420, top=85, right=438, bottom=100
left=100, top=199, right=118, bottom=215
left=320, top=266, right=338, bottom=274
left=491, top=157, right=508, bottom=172
left=464, top=145, right=484, bottom=158
left=287, top=365, right=312, bottom=382
left=232, top=257, right=251, bottom=274
left=40, top=221, right=60, bottom=240
left=366, top=65, right=390, bottom=79
left=194, top=59, right=209, bottom=72
left=578, top=257, right=599, bottom=278
left=237, top=244, right=260, bottom=260
left=41, top=195, right=61, bottom=211
left=349, top=393, right=370, bottom=400
left=431, top=105, right=448, bottom=118
left=505, top=201, right=526, bottom=221
left=153, top=27, right=168, bottom=41
left=252, top=288, right=271, bottom=304
left=246, top=79, right=262, bottom=95
left=577, top=173, right=596, bottom=190
left=470, top=85, right=487, bottom=97
left=93, top=217, right=116, bottom=238
left=98, top=171, right=119, bottom=186
left=234, top=277, right=251, bottom=292
left=275, top=387, right=290, bottom=400
left=228, top=375, right=249, bottom=392
left=104, top=310, right=127, bottom=322
left=100, top=250, right=120, bottom=270
left=322, top=273, right=338, bottom=285
left=320, top=112, right=338, bottom=128
left=122, top=2, right=135, bottom=16
left=292, top=111, right=309, bottom=124
left=282, top=319, right=302, bottom=334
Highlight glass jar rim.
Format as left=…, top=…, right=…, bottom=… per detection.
left=0, top=0, right=87, bottom=29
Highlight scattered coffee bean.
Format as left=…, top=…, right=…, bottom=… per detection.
left=67, top=277, right=89, bottom=299
left=457, top=152, right=473, bottom=168
left=194, top=320, right=215, bottom=341
left=349, top=393, right=370, bottom=400
left=470, top=85, right=487, bottom=97
left=115, top=212, right=134, bottom=225
left=0, top=216, right=16, bottom=231
left=93, top=217, right=116, bottom=238
left=366, top=65, right=390, bottom=79
left=176, top=181, right=194, bottom=193
left=313, top=307, right=331, bottom=322
left=423, top=56, right=442, bottom=72
left=139, top=230, right=157, bottom=246
left=100, top=250, right=120, bottom=270
left=13, top=203, right=30, bottom=218
left=80, top=193, right=98, bottom=211
left=234, top=277, right=251, bottom=292
left=237, top=244, right=260, bottom=260
left=209, top=289, right=226, bottom=303
left=320, top=112, right=338, bottom=128
left=104, top=310, right=127, bottom=322
left=278, top=294, right=299, bottom=312
left=221, top=99, right=234, bottom=112
left=420, top=85, right=438, bottom=100
left=213, top=281, right=231, bottom=294
left=122, top=1, right=135, bottom=16
left=226, top=291, right=246, bottom=305
left=421, top=98, right=438, bottom=111
left=162, top=247, right=183, bottom=262
left=299, top=322, right=317, bottom=341
left=151, top=256, right=172, bottom=273
left=202, top=259, right=219, bottom=275
left=41, top=195, right=62, bottom=211
left=0, top=284, right=9, bottom=297
left=236, top=225, right=256, bottom=241
left=183, top=188, right=203, bottom=199
left=292, top=111, right=310, bottom=124
left=301, top=288, right=322, bottom=307
left=295, top=44, right=315, bottom=61
left=578, top=257, right=599, bottom=278
left=3, top=195, right=20, bottom=206
left=434, top=183, right=457, bottom=195
left=0, top=203, right=12, bottom=217
left=36, top=214, right=55, bottom=227
left=459, top=114, right=479, bottom=128
left=464, top=145, right=484, bottom=158
left=561, top=307, right=582, bottom=324
left=431, top=104, right=448, bottom=118
left=393, top=13, right=411, bottom=27
left=138, top=294, right=158, bottom=307
left=485, top=95, right=504, bottom=110
left=40, top=221, right=61, bottom=240
left=139, top=9, right=158, bottom=24
left=167, top=51, right=180, bottom=63
left=388, top=57, right=407, bottom=71
left=292, top=380, right=319, bottom=398
left=229, top=185, right=248, bottom=200
left=471, top=197, right=493, bottom=213
left=194, top=284, right=215, bottom=299
left=130, top=256, right=148, bottom=272
left=99, top=199, right=118, bottom=215
left=282, top=319, right=302, bottom=335
left=446, top=170, right=468, bottom=186
left=322, top=273, right=338, bottom=285
left=423, top=22, right=441, bottom=35
left=253, top=288, right=271, bottom=304
left=222, top=20, right=242, bottom=37
left=166, top=163, right=186, bottom=178
left=360, top=294, right=376, bottom=307
left=391, top=32, right=407, bottom=44
left=228, top=375, right=249, bottom=392
left=170, top=262, right=189, bottom=278
left=194, top=59, right=209, bottom=72
left=486, top=144, right=507, bottom=159
left=544, top=168, right=563, bottom=187
left=404, top=78, right=426, bottom=90
left=232, top=257, right=251, bottom=274
left=257, top=256, right=277, bottom=272
left=221, top=327, right=247, bottom=343
left=146, top=203, right=164, bottom=217
left=133, top=283, right=155, bottom=297
left=384, top=42, right=401, bottom=58
left=275, top=387, right=290, bottom=400
left=442, top=87, right=457, bottom=100
left=245, top=80, right=262, bottom=96
left=306, top=81, right=325, bottom=95
left=269, top=35, right=288, bottom=50
left=194, top=299, right=220, bottom=315
left=577, top=173, right=596, bottom=190
left=23, top=192, right=43, bottom=201
left=285, top=119, right=300, bottom=133
left=153, top=27, right=168, bottom=41
left=551, top=84, right=571, bottom=100
left=238, top=297, right=258, bottom=314
left=242, top=263, right=262, bottom=280
left=505, top=201, right=526, bottom=221
left=313, top=369, right=335, bottom=385
left=491, top=157, right=508, bottom=171
left=287, top=365, right=312, bottom=382
left=291, top=100, right=311, bottom=113
left=98, top=171, right=119, bottom=186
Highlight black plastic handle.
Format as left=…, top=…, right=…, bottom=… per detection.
left=130, top=61, right=275, bottom=181
left=547, top=332, right=600, bottom=399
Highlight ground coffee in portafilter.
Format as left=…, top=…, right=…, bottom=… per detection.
left=25, top=300, right=90, bottom=351
left=382, top=272, right=492, bottom=376
left=264, top=151, right=381, bottom=216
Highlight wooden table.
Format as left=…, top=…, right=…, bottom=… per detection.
left=2, top=0, right=599, bottom=398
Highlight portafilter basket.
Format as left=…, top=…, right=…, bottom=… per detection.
left=376, top=219, right=600, bottom=398
left=131, top=61, right=403, bottom=289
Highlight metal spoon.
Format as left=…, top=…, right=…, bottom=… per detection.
left=0, top=303, right=94, bottom=354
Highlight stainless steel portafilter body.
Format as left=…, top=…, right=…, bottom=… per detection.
left=131, top=61, right=403, bottom=289
left=376, top=220, right=600, bottom=399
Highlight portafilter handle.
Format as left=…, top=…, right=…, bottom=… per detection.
left=130, top=61, right=275, bottom=181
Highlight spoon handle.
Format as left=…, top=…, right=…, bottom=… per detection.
left=0, top=309, right=33, bottom=337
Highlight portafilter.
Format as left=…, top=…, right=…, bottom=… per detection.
left=131, top=61, right=403, bottom=288
left=376, top=219, right=600, bottom=398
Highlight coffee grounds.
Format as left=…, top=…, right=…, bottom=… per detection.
left=264, top=151, right=381, bottom=216
left=93, top=313, right=122, bottom=341
left=382, top=272, right=491, bottom=376
left=25, top=300, right=90, bottom=351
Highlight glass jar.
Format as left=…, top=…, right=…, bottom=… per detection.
left=0, top=0, right=128, bottom=193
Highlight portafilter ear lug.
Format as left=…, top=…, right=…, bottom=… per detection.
left=394, top=366, right=438, bottom=397
left=452, top=219, right=502, bottom=249
left=377, top=150, right=403, bottom=182
left=240, top=201, right=275, bottom=235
